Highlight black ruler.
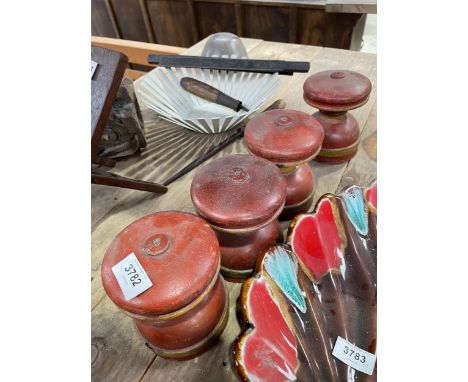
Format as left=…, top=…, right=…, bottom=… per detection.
left=148, top=54, right=310, bottom=75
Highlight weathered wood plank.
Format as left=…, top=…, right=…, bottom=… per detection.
left=325, top=0, right=377, bottom=14
left=91, top=36, right=185, bottom=67
left=92, top=297, right=156, bottom=382
left=93, top=0, right=366, bottom=49
left=140, top=284, right=242, bottom=382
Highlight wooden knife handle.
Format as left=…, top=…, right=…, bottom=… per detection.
left=180, top=77, right=243, bottom=111
left=180, top=77, right=219, bottom=101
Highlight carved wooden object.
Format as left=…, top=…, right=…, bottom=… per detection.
left=244, top=109, right=324, bottom=220
left=303, top=70, right=372, bottom=163
left=91, top=45, right=167, bottom=194
left=190, top=154, right=287, bottom=281
left=101, top=211, right=228, bottom=359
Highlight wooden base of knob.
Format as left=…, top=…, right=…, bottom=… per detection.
left=135, top=276, right=228, bottom=359
left=303, top=70, right=371, bottom=165
left=280, top=192, right=314, bottom=221
left=312, top=110, right=360, bottom=164
left=216, top=220, right=283, bottom=281
left=279, top=163, right=315, bottom=220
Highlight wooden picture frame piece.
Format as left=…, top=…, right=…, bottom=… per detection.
left=91, top=45, right=167, bottom=194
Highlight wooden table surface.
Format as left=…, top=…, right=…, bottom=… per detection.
left=91, top=37, right=376, bottom=382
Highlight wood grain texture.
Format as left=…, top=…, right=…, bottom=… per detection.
left=91, top=0, right=367, bottom=49
left=198, top=0, right=326, bottom=7
left=146, top=0, right=199, bottom=47
left=91, top=169, right=168, bottom=193
left=194, top=1, right=237, bottom=38
left=109, top=0, right=148, bottom=41
left=186, top=0, right=201, bottom=42
left=91, top=36, right=185, bottom=67
left=91, top=46, right=128, bottom=162
left=91, top=38, right=376, bottom=382
left=326, top=0, right=377, bottom=14
left=92, top=0, right=118, bottom=38
left=242, top=4, right=290, bottom=42
left=104, top=0, right=122, bottom=38
left=297, top=8, right=362, bottom=49
left=139, top=0, right=156, bottom=43
left=123, top=68, right=146, bottom=80
left=92, top=298, right=156, bottom=381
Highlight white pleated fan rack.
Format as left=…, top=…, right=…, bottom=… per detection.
left=137, top=67, right=279, bottom=134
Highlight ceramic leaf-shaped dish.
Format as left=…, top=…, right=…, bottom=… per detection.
left=234, top=183, right=377, bottom=382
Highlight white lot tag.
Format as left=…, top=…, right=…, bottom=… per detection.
left=332, top=336, right=376, bottom=375
left=91, top=60, right=98, bottom=78
left=112, top=253, right=153, bottom=301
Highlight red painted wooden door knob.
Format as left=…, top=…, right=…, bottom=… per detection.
left=191, top=154, right=286, bottom=280
left=245, top=109, right=324, bottom=220
left=303, top=70, right=372, bottom=163
left=101, top=211, right=228, bottom=359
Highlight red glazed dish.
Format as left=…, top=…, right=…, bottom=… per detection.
left=234, top=182, right=377, bottom=381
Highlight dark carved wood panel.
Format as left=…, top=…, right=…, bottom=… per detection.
left=194, top=2, right=237, bottom=39
left=91, top=46, right=128, bottom=161
left=296, top=8, right=361, bottom=48
left=242, top=4, right=290, bottom=43
left=91, top=0, right=365, bottom=50
left=110, top=0, right=148, bottom=42
left=92, top=0, right=118, bottom=38
left=146, top=0, right=198, bottom=47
